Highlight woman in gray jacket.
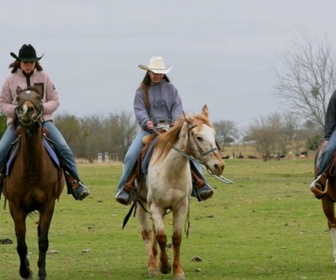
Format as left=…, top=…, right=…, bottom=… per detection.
left=0, top=44, right=89, bottom=200
left=115, top=56, right=214, bottom=205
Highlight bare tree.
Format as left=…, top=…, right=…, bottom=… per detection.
left=106, top=111, right=137, bottom=159
left=274, top=31, right=336, bottom=129
left=214, top=120, right=239, bottom=149
left=247, top=113, right=284, bottom=161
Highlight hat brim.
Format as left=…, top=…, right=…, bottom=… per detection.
left=138, top=64, right=172, bottom=74
left=10, top=52, right=44, bottom=61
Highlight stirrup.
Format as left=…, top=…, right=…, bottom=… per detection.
left=310, top=175, right=327, bottom=198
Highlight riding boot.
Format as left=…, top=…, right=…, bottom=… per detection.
left=191, top=166, right=214, bottom=201
left=115, top=169, right=137, bottom=205
left=64, top=170, right=90, bottom=201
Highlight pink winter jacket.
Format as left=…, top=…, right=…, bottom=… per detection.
left=0, top=68, right=60, bottom=125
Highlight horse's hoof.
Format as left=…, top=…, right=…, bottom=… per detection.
left=174, top=274, right=186, bottom=280
left=160, top=263, right=172, bottom=274
left=20, top=268, right=33, bottom=279
left=149, top=269, right=159, bottom=277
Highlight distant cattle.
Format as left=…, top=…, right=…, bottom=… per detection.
left=237, top=152, right=244, bottom=159
left=295, top=151, right=308, bottom=158
left=248, top=155, right=258, bottom=159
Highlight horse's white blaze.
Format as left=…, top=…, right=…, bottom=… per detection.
left=190, top=124, right=222, bottom=175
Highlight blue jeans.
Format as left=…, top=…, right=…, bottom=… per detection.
left=317, top=130, right=336, bottom=175
left=0, top=121, right=80, bottom=180
left=116, top=130, right=209, bottom=192
left=0, top=124, right=17, bottom=170
left=43, top=121, right=80, bottom=179
left=116, top=130, right=150, bottom=191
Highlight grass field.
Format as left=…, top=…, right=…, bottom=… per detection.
left=0, top=159, right=335, bottom=279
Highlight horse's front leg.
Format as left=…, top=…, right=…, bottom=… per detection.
left=37, top=202, right=55, bottom=280
left=151, top=207, right=171, bottom=274
left=172, top=230, right=184, bottom=279
left=9, top=203, right=32, bottom=279
left=330, top=227, right=336, bottom=265
left=322, top=196, right=336, bottom=265
left=171, top=201, right=188, bottom=280
left=136, top=202, right=159, bottom=276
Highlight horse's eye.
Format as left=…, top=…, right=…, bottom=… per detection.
left=196, top=136, right=203, bottom=141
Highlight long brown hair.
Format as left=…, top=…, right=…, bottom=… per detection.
left=140, top=72, right=170, bottom=110
left=9, top=60, right=43, bottom=74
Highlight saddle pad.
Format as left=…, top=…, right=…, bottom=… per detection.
left=141, top=138, right=159, bottom=175
left=42, top=137, right=60, bottom=167
left=5, top=137, right=60, bottom=176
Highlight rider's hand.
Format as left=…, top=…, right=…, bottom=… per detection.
left=146, top=120, right=153, bottom=130
left=322, top=140, right=328, bottom=150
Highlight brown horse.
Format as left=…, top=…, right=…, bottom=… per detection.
left=311, top=143, right=336, bottom=265
left=2, top=86, right=64, bottom=280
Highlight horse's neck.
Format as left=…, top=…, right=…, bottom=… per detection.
left=174, top=122, right=190, bottom=153
left=159, top=123, right=190, bottom=170
left=20, top=126, right=44, bottom=161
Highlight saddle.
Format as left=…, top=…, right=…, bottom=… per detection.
left=0, top=127, right=78, bottom=200
left=124, top=125, right=206, bottom=202
left=0, top=128, right=61, bottom=199
left=122, top=131, right=163, bottom=200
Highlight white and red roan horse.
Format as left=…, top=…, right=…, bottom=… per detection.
left=136, top=105, right=225, bottom=280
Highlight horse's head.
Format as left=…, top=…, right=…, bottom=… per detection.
left=185, top=105, right=224, bottom=176
left=16, top=86, right=43, bottom=127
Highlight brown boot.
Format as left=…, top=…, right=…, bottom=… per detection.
left=191, top=168, right=214, bottom=201
left=64, top=171, right=90, bottom=201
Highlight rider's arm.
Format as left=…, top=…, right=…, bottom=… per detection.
left=324, top=91, right=336, bottom=140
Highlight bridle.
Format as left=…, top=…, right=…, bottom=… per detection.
left=15, top=89, right=43, bottom=129
left=173, top=122, right=233, bottom=184
left=173, top=124, right=219, bottom=167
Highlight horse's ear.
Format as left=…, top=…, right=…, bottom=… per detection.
left=183, top=111, right=193, bottom=124
left=201, top=105, right=209, bottom=117
left=32, top=85, right=43, bottom=96
left=16, top=86, right=23, bottom=95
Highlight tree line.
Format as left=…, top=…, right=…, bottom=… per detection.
left=0, top=108, right=322, bottom=163
left=0, top=31, right=333, bottom=162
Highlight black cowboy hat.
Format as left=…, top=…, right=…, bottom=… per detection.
left=10, top=44, right=44, bottom=61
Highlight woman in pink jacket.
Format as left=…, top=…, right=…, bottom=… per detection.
left=0, top=44, right=89, bottom=200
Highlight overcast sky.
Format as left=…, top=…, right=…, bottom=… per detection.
left=1, top=0, right=336, bottom=128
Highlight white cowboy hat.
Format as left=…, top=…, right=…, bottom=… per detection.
left=138, top=56, right=173, bottom=74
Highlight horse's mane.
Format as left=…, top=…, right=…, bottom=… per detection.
left=153, top=111, right=213, bottom=162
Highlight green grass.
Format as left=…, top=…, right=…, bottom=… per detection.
left=1, top=159, right=335, bottom=279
